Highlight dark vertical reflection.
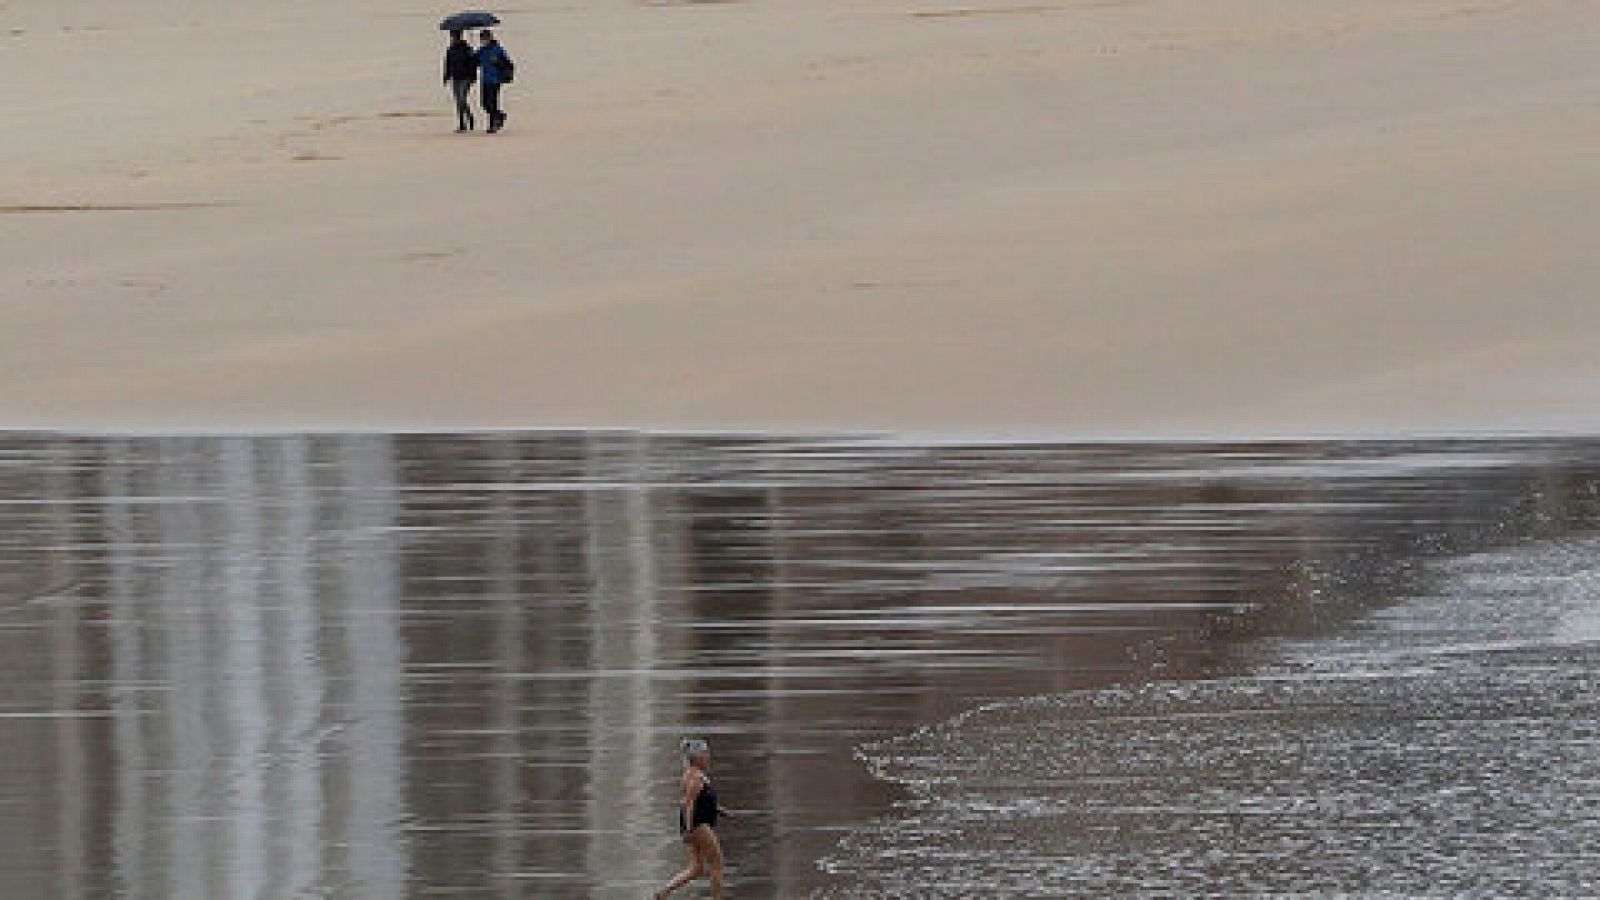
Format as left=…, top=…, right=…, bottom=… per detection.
left=0, top=435, right=1596, bottom=897
left=483, top=435, right=526, bottom=900
left=101, top=439, right=145, bottom=900
left=45, top=441, right=86, bottom=900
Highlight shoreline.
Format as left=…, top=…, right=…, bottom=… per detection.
left=1, top=424, right=1596, bottom=446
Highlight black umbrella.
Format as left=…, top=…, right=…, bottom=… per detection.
left=439, top=10, right=500, bottom=31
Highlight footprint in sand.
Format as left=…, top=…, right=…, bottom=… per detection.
left=117, top=278, right=169, bottom=298
left=912, top=5, right=1057, bottom=19
left=400, top=248, right=466, bottom=263
left=0, top=203, right=226, bottom=215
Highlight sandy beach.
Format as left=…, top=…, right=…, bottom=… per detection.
left=2, top=0, right=1597, bottom=435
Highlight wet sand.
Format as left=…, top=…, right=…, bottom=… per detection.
left=824, top=540, right=1600, bottom=896
left=3, top=0, right=1600, bottom=432
left=1, top=433, right=1598, bottom=897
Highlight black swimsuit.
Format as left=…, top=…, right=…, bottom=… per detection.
left=679, top=773, right=718, bottom=834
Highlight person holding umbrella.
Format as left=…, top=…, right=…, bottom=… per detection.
left=476, top=29, right=514, bottom=134
left=438, top=12, right=502, bottom=132
left=442, top=29, right=478, bottom=132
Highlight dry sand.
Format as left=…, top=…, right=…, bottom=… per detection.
left=1, top=0, right=1596, bottom=437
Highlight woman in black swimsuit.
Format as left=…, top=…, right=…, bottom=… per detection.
left=655, top=738, right=729, bottom=899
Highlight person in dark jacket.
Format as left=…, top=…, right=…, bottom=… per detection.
left=442, top=30, right=478, bottom=132
left=476, top=29, right=513, bottom=134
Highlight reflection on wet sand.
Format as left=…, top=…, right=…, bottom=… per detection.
left=0, top=434, right=1595, bottom=897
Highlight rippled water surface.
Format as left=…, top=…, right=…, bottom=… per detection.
left=1, top=433, right=1597, bottom=898
left=821, top=540, right=1600, bottom=897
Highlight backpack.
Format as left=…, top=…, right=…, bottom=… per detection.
left=496, top=51, right=515, bottom=84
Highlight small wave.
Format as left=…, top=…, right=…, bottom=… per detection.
left=819, top=537, right=1600, bottom=897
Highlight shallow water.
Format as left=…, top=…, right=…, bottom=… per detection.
left=0, top=433, right=1596, bottom=898
left=820, top=539, right=1600, bottom=898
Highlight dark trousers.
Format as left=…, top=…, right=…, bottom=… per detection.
left=481, top=83, right=504, bottom=125
left=450, top=78, right=474, bottom=130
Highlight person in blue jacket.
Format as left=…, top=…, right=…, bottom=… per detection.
left=477, top=30, right=514, bottom=134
